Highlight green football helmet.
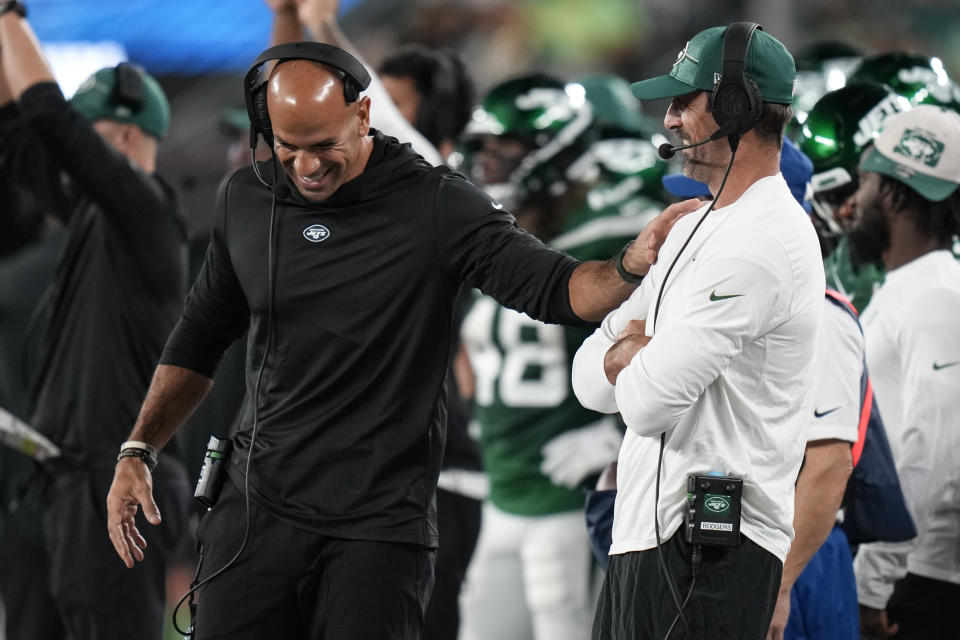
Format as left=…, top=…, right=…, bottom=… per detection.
left=575, top=74, right=650, bottom=137
left=569, top=74, right=670, bottom=214
left=797, top=81, right=911, bottom=232
left=849, top=52, right=960, bottom=112
left=453, top=73, right=596, bottom=208
left=790, top=41, right=864, bottom=136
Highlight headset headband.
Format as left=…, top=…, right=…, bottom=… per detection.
left=115, top=62, right=145, bottom=111
left=720, top=22, right=760, bottom=81
left=243, top=42, right=372, bottom=151
left=245, top=42, right=372, bottom=95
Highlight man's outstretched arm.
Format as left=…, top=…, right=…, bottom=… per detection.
left=568, top=198, right=701, bottom=322
left=106, top=365, right=213, bottom=568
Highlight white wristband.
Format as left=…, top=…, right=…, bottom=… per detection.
left=120, top=440, right=158, bottom=456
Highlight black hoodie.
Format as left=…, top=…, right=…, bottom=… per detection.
left=0, top=83, right=187, bottom=470
left=162, top=131, right=580, bottom=546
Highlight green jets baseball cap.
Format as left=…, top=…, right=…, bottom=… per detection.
left=861, top=104, right=960, bottom=202
left=631, top=25, right=796, bottom=104
left=70, top=64, right=171, bottom=140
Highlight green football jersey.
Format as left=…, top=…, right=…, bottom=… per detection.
left=824, top=235, right=885, bottom=313
left=825, top=235, right=960, bottom=313
left=461, top=196, right=661, bottom=515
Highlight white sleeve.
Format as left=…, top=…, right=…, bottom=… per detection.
left=571, top=277, right=654, bottom=414
left=855, top=288, right=960, bottom=608
left=807, top=300, right=863, bottom=443
left=614, top=243, right=782, bottom=437
left=855, top=541, right=911, bottom=609
left=363, top=72, right=443, bottom=166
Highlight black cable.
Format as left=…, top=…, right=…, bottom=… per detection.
left=664, top=544, right=702, bottom=639
left=652, top=142, right=738, bottom=640
left=651, top=139, right=737, bottom=333
left=654, top=431, right=691, bottom=638
left=251, top=147, right=271, bottom=188
left=172, top=147, right=281, bottom=636
left=663, top=575, right=697, bottom=640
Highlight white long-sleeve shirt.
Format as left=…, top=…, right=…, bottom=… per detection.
left=809, top=297, right=863, bottom=444
left=364, top=69, right=443, bottom=166
left=572, top=174, right=824, bottom=562
left=854, top=250, right=960, bottom=608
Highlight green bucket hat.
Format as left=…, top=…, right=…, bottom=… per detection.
left=70, top=64, right=171, bottom=140
left=631, top=25, right=796, bottom=104
left=861, top=104, right=960, bottom=202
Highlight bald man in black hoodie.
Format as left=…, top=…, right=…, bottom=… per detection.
left=106, top=54, right=699, bottom=639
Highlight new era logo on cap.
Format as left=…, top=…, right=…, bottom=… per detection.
left=861, top=104, right=960, bottom=202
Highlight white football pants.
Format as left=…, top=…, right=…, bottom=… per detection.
left=459, top=503, right=594, bottom=640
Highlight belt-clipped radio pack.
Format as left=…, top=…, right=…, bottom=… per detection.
left=194, top=435, right=233, bottom=508
left=684, top=474, right=743, bottom=546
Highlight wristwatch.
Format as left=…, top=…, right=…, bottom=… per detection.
left=0, top=1, right=27, bottom=18
left=616, top=240, right=645, bottom=286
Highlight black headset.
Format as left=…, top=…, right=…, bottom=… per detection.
left=414, top=50, right=459, bottom=147
left=710, top=21, right=763, bottom=139
left=115, top=62, right=145, bottom=111
left=243, top=41, right=372, bottom=148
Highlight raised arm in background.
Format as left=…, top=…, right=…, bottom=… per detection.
left=264, top=0, right=443, bottom=165
left=0, top=11, right=182, bottom=282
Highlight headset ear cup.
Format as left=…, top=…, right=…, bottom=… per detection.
left=343, top=79, right=359, bottom=104
left=711, top=74, right=762, bottom=136
left=253, top=86, right=273, bottom=146
left=711, top=83, right=742, bottom=131
left=712, top=22, right=763, bottom=137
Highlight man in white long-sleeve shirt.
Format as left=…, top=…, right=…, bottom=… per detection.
left=848, top=105, right=960, bottom=640
left=573, top=24, right=824, bottom=639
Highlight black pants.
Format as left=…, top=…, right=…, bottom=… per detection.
left=422, top=488, right=482, bottom=640
left=0, top=500, right=65, bottom=640
left=193, top=476, right=436, bottom=640
left=886, top=572, right=960, bottom=639
left=42, top=465, right=190, bottom=640
left=593, top=531, right=782, bottom=640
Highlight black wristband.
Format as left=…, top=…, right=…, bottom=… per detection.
left=117, top=448, right=157, bottom=473
left=616, top=241, right=645, bottom=286
left=0, top=1, right=27, bottom=18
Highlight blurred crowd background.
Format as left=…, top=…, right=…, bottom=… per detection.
left=19, top=0, right=960, bottom=236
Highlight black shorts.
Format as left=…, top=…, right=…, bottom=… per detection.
left=43, top=464, right=190, bottom=640
left=886, top=572, right=960, bottom=639
left=593, top=530, right=782, bottom=640
left=193, top=476, right=436, bottom=640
